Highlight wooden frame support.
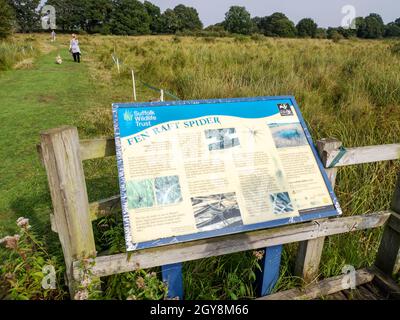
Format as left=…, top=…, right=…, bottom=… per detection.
left=295, top=237, right=326, bottom=283
left=73, top=211, right=391, bottom=280
left=375, top=175, right=400, bottom=277
left=294, top=138, right=342, bottom=283
left=370, top=266, right=400, bottom=299
left=38, top=127, right=400, bottom=300
left=374, top=212, right=400, bottom=276
left=260, top=268, right=375, bottom=300
left=77, top=137, right=400, bottom=165
left=40, top=127, right=96, bottom=297
left=256, top=245, right=283, bottom=296
left=161, top=263, right=184, bottom=300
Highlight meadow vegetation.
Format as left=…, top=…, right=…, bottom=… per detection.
left=0, top=34, right=399, bottom=299
left=0, top=36, right=39, bottom=70
left=83, top=34, right=400, bottom=290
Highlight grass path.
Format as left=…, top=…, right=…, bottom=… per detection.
left=0, top=42, right=99, bottom=235
left=0, top=37, right=154, bottom=238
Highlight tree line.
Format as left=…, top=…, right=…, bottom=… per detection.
left=221, top=7, right=400, bottom=39
left=1, top=1, right=399, bottom=40
left=0, top=0, right=203, bottom=36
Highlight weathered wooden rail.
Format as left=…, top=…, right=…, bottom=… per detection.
left=38, top=127, right=400, bottom=299
left=73, top=211, right=392, bottom=280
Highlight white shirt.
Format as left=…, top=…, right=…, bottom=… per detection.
left=70, top=39, right=81, bottom=54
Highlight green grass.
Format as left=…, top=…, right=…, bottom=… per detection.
left=1, top=34, right=399, bottom=299
left=0, top=36, right=141, bottom=236
left=0, top=40, right=102, bottom=235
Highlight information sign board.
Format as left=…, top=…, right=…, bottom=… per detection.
left=112, top=96, right=342, bottom=251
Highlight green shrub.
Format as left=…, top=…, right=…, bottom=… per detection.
left=331, top=31, right=344, bottom=43
left=0, top=0, right=14, bottom=39
left=390, top=42, right=400, bottom=55
left=203, top=36, right=216, bottom=43
left=0, top=217, right=67, bottom=300
left=234, top=34, right=250, bottom=43
left=172, top=35, right=181, bottom=43
left=0, top=44, right=14, bottom=70
left=0, top=41, right=38, bottom=71
left=102, top=269, right=168, bottom=300
left=250, top=33, right=265, bottom=41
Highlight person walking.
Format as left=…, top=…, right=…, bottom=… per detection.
left=51, top=30, right=56, bottom=42
left=69, top=34, right=81, bottom=63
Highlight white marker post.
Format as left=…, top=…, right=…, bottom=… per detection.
left=131, top=70, right=137, bottom=101
left=160, top=89, right=164, bottom=102
left=111, top=54, right=120, bottom=74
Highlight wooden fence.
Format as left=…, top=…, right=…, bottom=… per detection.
left=38, top=127, right=400, bottom=299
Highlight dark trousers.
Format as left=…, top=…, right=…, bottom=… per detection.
left=72, top=52, right=81, bottom=63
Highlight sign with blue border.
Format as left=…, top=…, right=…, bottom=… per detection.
left=113, top=96, right=342, bottom=251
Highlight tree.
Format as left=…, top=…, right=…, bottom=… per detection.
left=223, top=6, right=253, bottom=35
left=327, top=27, right=339, bottom=39
left=260, top=12, right=296, bottom=37
left=205, top=22, right=225, bottom=32
left=296, top=18, right=317, bottom=37
left=0, top=0, right=15, bottom=38
left=45, top=0, right=87, bottom=32
left=8, top=0, right=41, bottom=32
left=251, top=16, right=263, bottom=33
left=385, top=22, right=400, bottom=37
left=315, top=27, right=327, bottom=39
left=84, top=0, right=113, bottom=33
left=45, top=0, right=68, bottom=31
left=327, top=28, right=344, bottom=42
left=160, top=8, right=179, bottom=33
left=327, top=25, right=357, bottom=40
left=110, top=0, right=151, bottom=35
left=357, top=13, right=384, bottom=38
left=173, top=4, right=203, bottom=31
left=337, top=26, right=356, bottom=38
left=204, top=22, right=228, bottom=36
left=354, top=17, right=366, bottom=38
left=144, top=1, right=162, bottom=33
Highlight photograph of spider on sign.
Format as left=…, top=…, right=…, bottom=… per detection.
left=112, top=96, right=342, bottom=251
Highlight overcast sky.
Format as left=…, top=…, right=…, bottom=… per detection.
left=146, top=0, right=399, bottom=27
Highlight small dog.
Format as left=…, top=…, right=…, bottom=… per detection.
left=55, top=55, right=63, bottom=65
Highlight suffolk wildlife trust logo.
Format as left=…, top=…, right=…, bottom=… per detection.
left=123, top=110, right=157, bottom=128
left=124, top=110, right=135, bottom=121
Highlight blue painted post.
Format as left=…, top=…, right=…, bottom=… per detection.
left=161, top=263, right=184, bottom=300
left=256, top=245, right=283, bottom=297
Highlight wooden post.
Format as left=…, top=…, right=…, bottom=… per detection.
left=40, top=126, right=96, bottom=297
left=375, top=174, right=400, bottom=276
left=131, top=70, right=137, bottom=101
left=294, top=138, right=342, bottom=283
